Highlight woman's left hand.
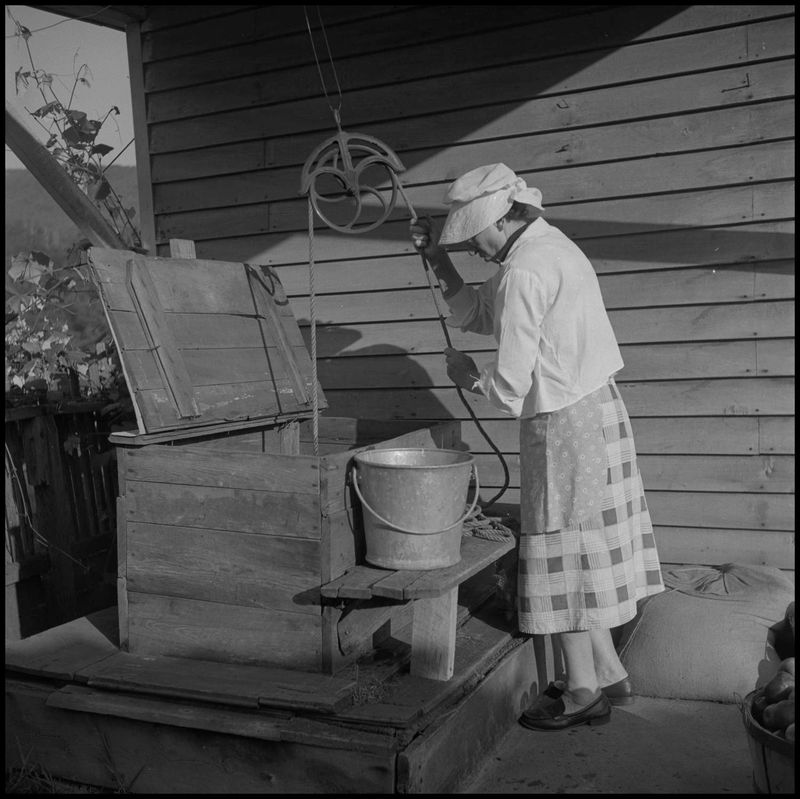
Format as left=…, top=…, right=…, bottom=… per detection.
left=444, top=347, right=481, bottom=392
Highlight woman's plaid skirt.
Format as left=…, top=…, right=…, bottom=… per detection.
left=517, top=380, right=664, bottom=635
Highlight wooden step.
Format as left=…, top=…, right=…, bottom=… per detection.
left=76, top=650, right=356, bottom=713
left=321, top=534, right=515, bottom=600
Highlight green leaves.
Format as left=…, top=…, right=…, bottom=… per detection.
left=6, top=251, right=123, bottom=401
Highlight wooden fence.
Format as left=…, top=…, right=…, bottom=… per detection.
left=5, top=403, right=118, bottom=639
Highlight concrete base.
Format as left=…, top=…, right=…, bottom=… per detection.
left=465, top=695, right=755, bottom=794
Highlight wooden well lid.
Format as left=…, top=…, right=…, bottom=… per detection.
left=87, top=244, right=326, bottom=441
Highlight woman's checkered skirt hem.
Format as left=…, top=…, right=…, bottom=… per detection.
left=517, top=382, right=664, bottom=634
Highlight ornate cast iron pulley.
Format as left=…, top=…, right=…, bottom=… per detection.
left=300, top=128, right=408, bottom=234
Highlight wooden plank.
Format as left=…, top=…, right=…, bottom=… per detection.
left=327, top=536, right=515, bottom=601
left=636, top=455, right=794, bottom=493
left=410, top=587, right=459, bottom=680
left=140, top=5, right=268, bottom=33
left=336, top=598, right=411, bottom=657
left=125, top=592, right=323, bottom=671
left=469, top=453, right=795, bottom=495
left=647, top=491, right=794, bottom=532
left=245, top=263, right=310, bottom=405
left=151, top=60, right=793, bottom=183
left=629, top=417, right=760, bottom=456
left=109, top=413, right=311, bottom=446
left=5, top=607, right=119, bottom=681
left=125, top=523, right=321, bottom=613
left=143, top=7, right=791, bottom=105
left=314, top=341, right=759, bottom=389
left=122, top=338, right=309, bottom=389
left=320, top=378, right=794, bottom=421
left=142, top=5, right=413, bottom=63
left=273, top=250, right=787, bottom=302
left=286, top=274, right=789, bottom=328
left=397, top=636, right=535, bottom=793
left=617, top=379, right=795, bottom=418
left=124, top=480, right=322, bottom=538
left=89, top=248, right=322, bottom=427
left=191, top=205, right=794, bottom=268
left=609, top=300, right=793, bottom=345
left=20, top=414, right=78, bottom=625
left=147, top=19, right=793, bottom=151
left=5, top=102, right=128, bottom=248
left=157, top=178, right=794, bottom=244
left=759, top=418, right=795, bottom=454
left=397, top=536, right=515, bottom=599
left=91, top=249, right=305, bottom=329
left=78, top=650, right=354, bottom=712
left=757, top=339, right=795, bottom=376
left=7, top=677, right=397, bottom=794
left=46, top=684, right=290, bottom=741
left=654, top=527, right=795, bottom=569
left=154, top=101, right=795, bottom=211
left=270, top=141, right=795, bottom=234
left=168, top=238, right=197, bottom=258
left=122, top=445, right=319, bottom=494
left=125, top=22, right=156, bottom=253
left=320, top=565, right=392, bottom=600
left=126, top=257, right=200, bottom=422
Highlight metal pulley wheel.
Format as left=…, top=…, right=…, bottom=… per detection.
left=300, top=130, right=406, bottom=234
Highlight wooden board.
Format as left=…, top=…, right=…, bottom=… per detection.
left=5, top=607, right=119, bottom=681
left=151, top=59, right=793, bottom=184
left=468, top=453, right=795, bottom=494
left=125, top=522, right=321, bottom=613
left=320, top=378, right=795, bottom=421
left=321, top=536, right=515, bottom=601
left=654, top=526, right=795, bottom=569
left=124, top=479, right=321, bottom=538
left=76, top=650, right=354, bottom=712
left=155, top=104, right=795, bottom=212
left=125, top=592, right=323, bottom=670
left=6, top=678, right=397, bottom=794
left=87, top=247, right=324, bottom=435
left=46, top=684, right=290, bottom=741
left=147, top=18, right=793, bottom=152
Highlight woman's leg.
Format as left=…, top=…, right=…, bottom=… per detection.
left=589, top=628, right=628, bottom=687
left=557, top=630, right=601, bottom=711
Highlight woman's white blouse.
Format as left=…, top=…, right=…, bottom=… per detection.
left=445, top=217, right=624, bottom=417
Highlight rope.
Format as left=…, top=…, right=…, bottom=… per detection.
left=462, top=505, right=518, bottom=542
left=307, top=198, right=320, bottom=456
left=396, top=184, right=510, bottom=511
left=303, top=5, right=343, bottom=128
left=300, top=8, right=510, bottom=509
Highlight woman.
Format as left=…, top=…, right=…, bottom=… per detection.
left=410, top=163, right=664, bottom=731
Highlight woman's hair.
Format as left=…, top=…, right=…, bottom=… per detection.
left=504, top=201, right=542, bottom=223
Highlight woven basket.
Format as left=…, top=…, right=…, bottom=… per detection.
left=742, top=690, right=794, bottom=794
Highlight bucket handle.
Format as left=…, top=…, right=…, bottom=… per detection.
left=351, top=462, right=480, bottom=536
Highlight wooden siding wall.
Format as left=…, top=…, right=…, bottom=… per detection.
left=133, top=5, right=794, bottom=569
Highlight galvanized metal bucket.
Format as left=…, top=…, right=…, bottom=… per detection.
left=352, top=448, right=479, bottom=570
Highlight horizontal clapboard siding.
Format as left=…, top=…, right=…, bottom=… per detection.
left=134, top=5, right=795, bottom=569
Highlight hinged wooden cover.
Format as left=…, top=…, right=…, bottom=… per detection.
left=87, top=247, right=326, bottom=436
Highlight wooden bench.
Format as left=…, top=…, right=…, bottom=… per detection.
left=321, top=535, right=515, bottom=681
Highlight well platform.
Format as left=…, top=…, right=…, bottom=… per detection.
left=6, top=578, right=538, bottom=794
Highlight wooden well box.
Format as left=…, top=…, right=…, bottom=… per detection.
left=88, top=245, right=461, bottom=674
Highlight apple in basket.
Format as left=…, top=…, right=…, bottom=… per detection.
left=752, top=657, right=795, bottom=741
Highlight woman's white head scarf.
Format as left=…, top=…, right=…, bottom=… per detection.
left=437, top=163, right=544, bottom=246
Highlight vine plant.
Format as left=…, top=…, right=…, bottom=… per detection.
left=6, top=11, right=138, bottom=413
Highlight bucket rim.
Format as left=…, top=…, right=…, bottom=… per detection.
left=353, top=447, right=474, bottom=469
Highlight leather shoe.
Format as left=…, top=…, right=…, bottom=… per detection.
left=519, top=689, right=611, bottom=731
left=601, top=677, right=635, bottom=706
